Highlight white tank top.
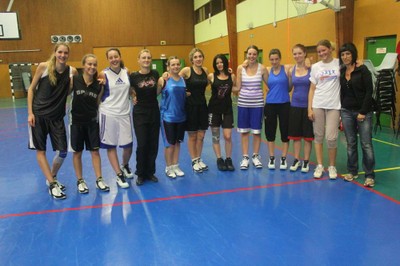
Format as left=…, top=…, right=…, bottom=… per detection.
left=99, top=67, right=131, bottom=116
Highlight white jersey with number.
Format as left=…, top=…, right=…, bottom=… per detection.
left=99, top=67, right=131, bottom=116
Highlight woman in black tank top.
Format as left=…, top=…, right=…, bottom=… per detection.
left=207, top=54, right=238, bottom=171
left=180, top=48, right=210, bottom=173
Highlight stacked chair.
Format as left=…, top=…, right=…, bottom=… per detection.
left=364, top=53, right=398, bottom=134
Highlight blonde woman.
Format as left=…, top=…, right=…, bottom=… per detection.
left=27, top=43, right=77, bottom=199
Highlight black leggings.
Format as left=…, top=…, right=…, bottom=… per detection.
left=264, top=102, right=290, bottom=142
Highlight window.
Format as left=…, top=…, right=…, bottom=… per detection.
left=195, top=0, right=226, bottom=24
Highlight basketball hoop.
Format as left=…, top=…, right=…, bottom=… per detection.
left=292, top=0, right=317, bottom=17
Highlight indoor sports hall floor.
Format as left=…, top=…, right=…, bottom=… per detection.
left=0, top=98, right=400, bottom=266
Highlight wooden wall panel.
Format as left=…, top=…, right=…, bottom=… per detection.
left=0, top=0, right=194, bottom=64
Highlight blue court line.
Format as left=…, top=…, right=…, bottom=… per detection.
left=1, top=176, right=399, bottom=220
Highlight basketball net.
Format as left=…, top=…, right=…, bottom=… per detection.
left=292, top=0, right=316, bottom=17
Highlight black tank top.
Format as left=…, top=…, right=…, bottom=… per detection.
left=208, top=73, right=233, bottom=114
left=185, top=67, right=207, bottom=106
left=70, top=75, right=101, bottom=124
left=33, top=66, right=71, bottom=120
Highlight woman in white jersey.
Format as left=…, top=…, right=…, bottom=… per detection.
left=308, top=40, right=341, bottom=179
left=98, top=48, right=133, bottom=189
left=236, top=45, right=269, bottom=170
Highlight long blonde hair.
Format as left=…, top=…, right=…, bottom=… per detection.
left=47, top=43, right=70, bottom=86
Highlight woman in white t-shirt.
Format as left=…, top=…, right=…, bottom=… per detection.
left=308, top=40, right=341, bottom=179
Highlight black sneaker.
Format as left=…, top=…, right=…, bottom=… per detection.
left=48, top=182, right=66, bottom=200
left=225, top=158, right=235, bottom=171
left=120, top=164, right=134, bottom=179
left=217, top=158, right=227, bottom=171
left=147, top=175, right=159, bottom=183
left=136, top=176, right=145, bottom=186
left=46, top=176, right=66, bottom=191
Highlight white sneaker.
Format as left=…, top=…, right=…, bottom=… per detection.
left=48, top=182, right=66, bottom=200
left=313, top=165, right=324, bottom=179
left=116, top=173, right=130, bottom=188
left=290, top=159, right=301, bottom=171
left=165, top=166, right=177, bottom=179
left=280, top=157, right=288, bottom=170
left=328, top=166, right=337, bottom=180
left=240, top=156, right=250, bottom=170
left=268, top=157, right=275, bottom=169
left=77, top=179, right=89, bottom=194
left=198, top=159, right=208, bottom=171
left=252, top=154, right=263, bottom=168
left=192, top=159, right=203, bottom=173
left=301, top=161, right=310, bottom=173
left=172, top=164, right=185, bottom=177
left=46, top=177, right=66, bottom=191
left=96, top=177, right=110, bottom=192
left=120, top=164, right=134, bottom=179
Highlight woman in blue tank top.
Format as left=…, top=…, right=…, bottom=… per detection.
left=265, top=49, right=292, bottom=170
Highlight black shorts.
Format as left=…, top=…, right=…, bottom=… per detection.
left=163, top=121, right=185, bottom=146
left=288, top=106, right=314, bottom=141
left=185, top=103, right=209, bottom=132
left=29, top=116, right=67, bottom=151
left=208, top=112, right=234, bottom=128
left=70, top=122, right=100, bottom=152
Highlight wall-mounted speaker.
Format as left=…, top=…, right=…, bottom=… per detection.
left=50, top=35, right=82, bottom=44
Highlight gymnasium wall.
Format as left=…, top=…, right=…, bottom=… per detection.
left=0, top=0, right=194, bottom=98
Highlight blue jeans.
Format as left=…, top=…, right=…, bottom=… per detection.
left=341, top=109, right=375, bottom=178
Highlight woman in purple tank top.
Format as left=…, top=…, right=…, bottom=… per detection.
left=287, top=44, right=314, bottom=173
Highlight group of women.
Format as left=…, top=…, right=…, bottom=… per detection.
left=27, top=40, right=376, bottom=200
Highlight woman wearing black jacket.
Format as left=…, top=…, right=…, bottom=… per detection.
left=339, top=43, right=375, bottom=187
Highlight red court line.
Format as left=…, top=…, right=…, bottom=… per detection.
left=0, top=178, right=320, bottom=219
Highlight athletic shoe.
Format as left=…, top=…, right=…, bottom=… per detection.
left=198, top=158, right=208, bottom=171
left=136, top=176, right=145, bottom=186
left=116, top=173, right=130, bottom=188
left=343, top=173, right=358, bottom=182
left=120, top=164, right=134, bottom=179
left=252, top=154, right=262, bottom=168
left=268, top=156, right=275, bottom=170
left=172, top=164, right=185, bottom=177
left=280, top=157, right=288, bottom=170
left=192, top=159, right=203, bottom=173
left=147, top=175, right=159, bottom=183
left=46, top=176, right=66, bottom=191
left=217, top=158, right=227, bottom=171
left=96, top=177, right=110, bottom=192
left=313, top=164, right=324, bottom=179
left=48, top=182, right=66, bottom=200
left=301, top=161, right=310, bottom=173
left=290, top=159, right=301, bottom=171
left=225, top=157, right=235, bottom=171
left=328, top=166, right=337, bottom=180
left=364, top=177, right=375, bottom=187
left=240, top=156, right=250, bottom=170
left=166, top=166, right=177, bottom=179
left=77, top=179, right=89, bottom=194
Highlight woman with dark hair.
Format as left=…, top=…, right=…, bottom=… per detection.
left=207, top=54, right=237, bottom=171
left=339, top=42, right=375, bottom=187
left=98, top=48, right=133, bottom=189
left=236, top=45, right=269, bottom=170
left=265, top=48, right=292, bottom=170
left=27, top=43, right=77, bottom=199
